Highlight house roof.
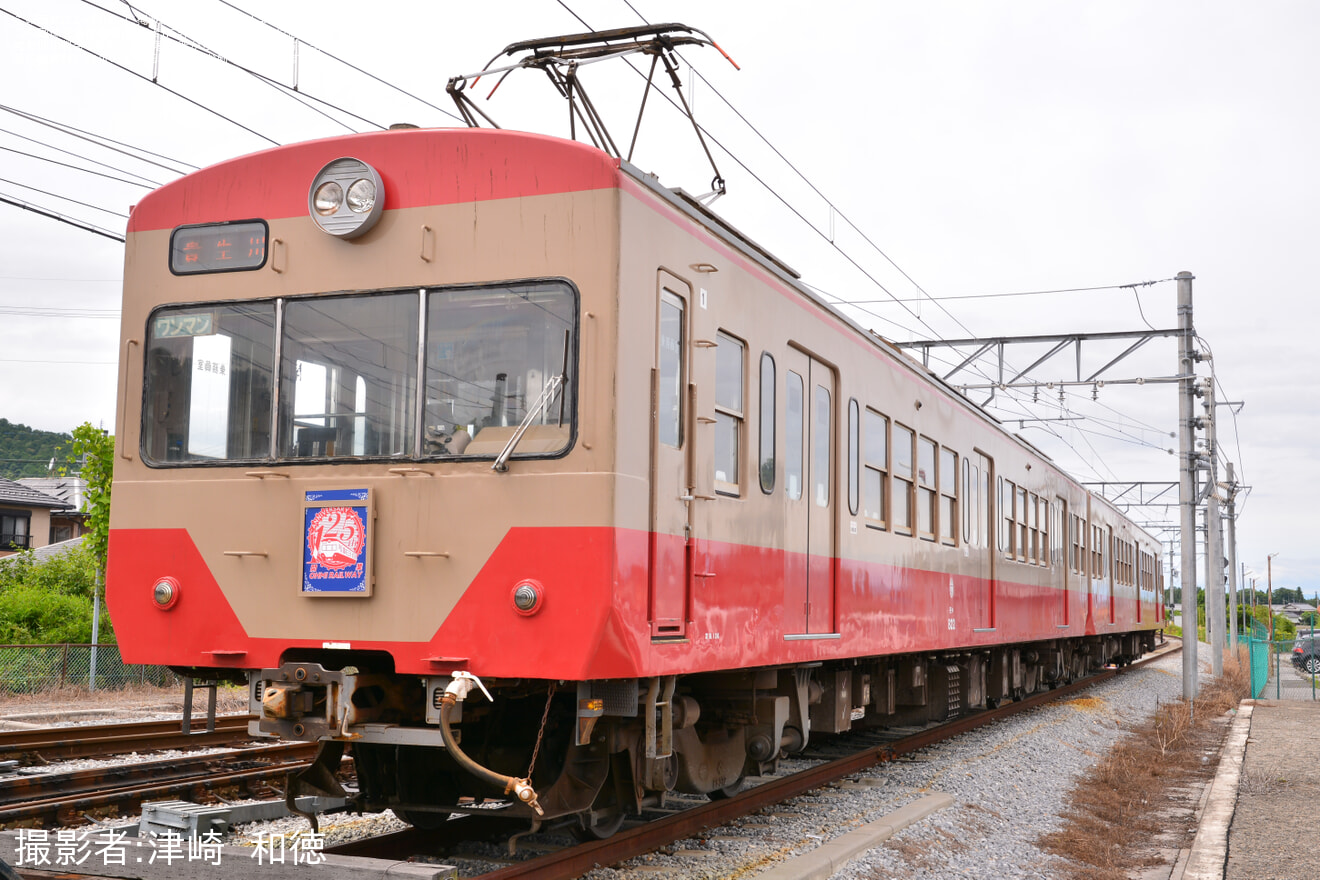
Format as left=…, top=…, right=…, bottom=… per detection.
left=0, top=535, right=84, bottom=565
left=0, top=478, right=66, bottom=510
left=15, top=477, right=85, bottom=512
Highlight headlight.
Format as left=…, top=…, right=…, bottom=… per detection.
left=346, top=178, right=376, bottom=213
left=313, top=181, right=343, bottom=215
left=308, top=158, right=384, bottom=239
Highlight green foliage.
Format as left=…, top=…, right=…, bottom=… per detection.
left=60, top=423, right=114, bottom=572
left=1298, top=611, right=1320, bottom=628
left=0, top=540, right=98, bottom=597
left=0, top=542, right=113, bottom=644
left=1273, top=616, right=1297, bottom=639
left=0, top=418, right=71, bottom=480
left=0, top=583, right=100, bottom=644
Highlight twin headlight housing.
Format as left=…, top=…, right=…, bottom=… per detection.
left=308, top=157, right=384, bottom=239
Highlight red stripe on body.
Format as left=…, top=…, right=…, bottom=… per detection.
left=108, top=527, right=1157, bottom=678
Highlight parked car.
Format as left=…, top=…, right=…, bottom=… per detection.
left=1291, top=636, right=1320, bottom=675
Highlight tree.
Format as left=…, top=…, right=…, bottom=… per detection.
left=60, top=424, right=114, bottom=574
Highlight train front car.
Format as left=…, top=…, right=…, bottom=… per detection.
left=108, top=128, right=640, bottom=831
left=108, top=124, right=1163, bottom=839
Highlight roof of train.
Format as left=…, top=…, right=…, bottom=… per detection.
left=126, top=128, right=622, bottom=234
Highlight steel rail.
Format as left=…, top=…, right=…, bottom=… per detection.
left=0, top=743, right=314, bottom=805
left=0, top=716, right=255, bottom=763
left=0, top=751, right=340, bottom=827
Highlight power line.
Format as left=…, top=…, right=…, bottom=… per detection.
left=0, top=176, right=130, bottom=219
left=0, top=193, right=125, bottom=242
left=76, top=0, right=380, bottom=134
left=0, top=6, right=279, bottom=146
left=211, top=0, right=466, bottom=126
left=0, top=103, right=197, bottom=174
left=847, top=278, right=1177, bottom=305
left=0, top=304, right=120, bottom=318
left=0, top=144, right=157, bottom=190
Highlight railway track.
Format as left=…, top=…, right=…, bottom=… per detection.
left=0, top=741, right=317, bottom=827
left=327, top=639, right=1182, bottom=879
left=0, top=715, right=256, bottom=765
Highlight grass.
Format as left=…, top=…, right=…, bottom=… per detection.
left=1037, top=649, right=1250, bottom=879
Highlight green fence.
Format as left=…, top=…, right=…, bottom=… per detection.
left=0, top=643, right=179, bottom=693
left=1245, top=620, right=1319, bottom=701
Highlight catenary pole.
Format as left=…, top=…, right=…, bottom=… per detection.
left=1177, top=271, right=1199, bottom=699
left=1225, top=462, right=1239, bottom=654
left=1203, top=377, right=1224, bottom=677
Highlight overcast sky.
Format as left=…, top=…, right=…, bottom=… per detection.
left=1, top=0, right=1315, bottom=595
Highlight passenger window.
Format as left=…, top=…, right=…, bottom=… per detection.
left=893, top=423, right=914, bottom=534
left=786, top=371, right=804, bottom=500
left=143, top=302, right=276, bottom=463
left=939, top=447, right=957, bottom=545
left=759, top=353, right=775, bottom=494
left=281, top=292, right=419, bottom=460
left=863, top=409, right=887, bottom=529
left=847, top=399, right=859, bottom=516
left=424, top=283, right=576, bottom=458
left=917, top=436, right=937, bottom=540
left=713, top=332, right=744, bottom=495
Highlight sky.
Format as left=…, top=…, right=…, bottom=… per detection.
left=1, top=0, right=1316, bottom=596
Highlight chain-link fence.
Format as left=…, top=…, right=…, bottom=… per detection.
left=1246, top=620, right=1320, bottom=701
left=0, top=643, right=179, bottom=693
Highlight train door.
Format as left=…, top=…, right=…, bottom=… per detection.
left=649, top=273, right=691, bottom=638
left=966, top=451, right=994, bottom=629
left=784, top=349, right=836, bottom=634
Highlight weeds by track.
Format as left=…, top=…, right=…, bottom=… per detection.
left=1040, top=642, right=1247, bottom=879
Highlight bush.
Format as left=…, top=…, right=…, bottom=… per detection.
left=0, top=542, right=113, bottom=644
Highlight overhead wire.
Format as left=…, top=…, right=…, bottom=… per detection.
left=75, top=0, right=381, bottom=134
left=0, top=102, right=197, bottom=175
left=0, top=6, right=279, bottom=146
left=0, top=193, right=126, bottom=242
left=0, top=124, right=164, bottom=187
left=210, top=0, right=467, bottom=126
left=597, top=0, right=1166, bottom=483
left=0, top=176, right=129, bottom=219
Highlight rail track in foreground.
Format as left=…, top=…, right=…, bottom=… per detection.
left=328, top=639, right=1182, bottom=879
left=0, top=741, right=318, bottom=827
left=0, top=716, right=256, bottom=765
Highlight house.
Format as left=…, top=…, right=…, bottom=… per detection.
left=0, top=478, right=69, bottom=556
left=1273, top=603, right=1318, bottom=626
left=15, top=477, right=90, bottom=544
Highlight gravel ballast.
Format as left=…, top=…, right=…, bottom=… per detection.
left=578, top=649, right=1191, bottom=880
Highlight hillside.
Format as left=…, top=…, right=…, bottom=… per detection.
left=0, top=419, right=72, bottom=479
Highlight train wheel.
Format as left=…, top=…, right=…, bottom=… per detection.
left=396, top=809, right=451, bottom=831
left=706, top=776, right=745, bottom=800
left=572, top=766, right=626, bottom=841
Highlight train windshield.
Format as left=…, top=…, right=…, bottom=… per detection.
left=141, top=281, right=576, bottom=465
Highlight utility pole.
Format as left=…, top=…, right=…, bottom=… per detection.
left=1267, top=554, right=1278, bottom=638
left=1225, top=462, right=1239, bottom=654
left=1177, top=271, right=1199, bottom=699
left=1202, top=377, right=1224, bottom=677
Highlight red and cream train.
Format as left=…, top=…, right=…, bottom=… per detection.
left=107, top=121, right=1162, bottom=834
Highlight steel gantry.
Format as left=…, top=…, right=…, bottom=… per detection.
left=894, top=272, right=1240, bottom=701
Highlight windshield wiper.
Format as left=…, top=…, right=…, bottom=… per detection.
left=492, top=374, right=564, bottom=473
